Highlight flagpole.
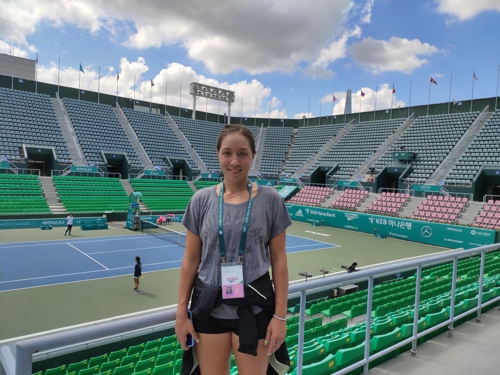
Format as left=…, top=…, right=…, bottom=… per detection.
left=496, top=65, right=500, bottom=111
left=268, top=100, right=271, bottom=127
left=240, top=96, right=243, bottom=124
left=470, top=69, right=475, bottom=112
left=390, top=85, right=394, bottom=120
left=133, top=75, right=136, bottom=102
left=254, top=98, right=257, bottom=127
left=332, top=95, right=335, bottom=124
left=149, top=82, right=152, bottom=112
left=165, top=82, right=167, bottom=115
left=374, top=86, right=377, bottom=121
left=448, top=73, right=453, bottom=114
left=179, top=85, right=182, bottom=117
left=408, top=80, right=412, bottom=118
left=307, top=97, right=310, bottom=127
left=283, top=98, right=285, bottom=127
left=35, top=53, right=38, bottom=94
left=358, top=93, right=361, bottom=123
left=319, top=96, right=322, bottom=126
left=427, top=79, right=431, bottom=116
left=78, top=64, right=81, bottom=101
left=98, top=67, right=100, bottom=104
left=57, top=58, right=60, bottom=96
left=116, top=72, right=119, bottom=105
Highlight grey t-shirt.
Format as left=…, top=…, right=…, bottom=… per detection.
left=182, top=184, right=292, bottom=319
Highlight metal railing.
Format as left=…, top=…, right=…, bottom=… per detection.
left=1, top=243, right=500, bottom=375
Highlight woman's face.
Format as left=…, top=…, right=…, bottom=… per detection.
left=218, top=133, right=255, bottom=184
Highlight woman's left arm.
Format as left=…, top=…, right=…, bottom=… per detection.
left=265, top=229, right=289, bottom=354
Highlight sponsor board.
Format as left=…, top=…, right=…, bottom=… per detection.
left=286, top=204, right=496, bottom=249
left=0, top=217, right=107, bottom=230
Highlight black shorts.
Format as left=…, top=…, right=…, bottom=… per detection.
left=192, top=310, right=272, bottom=339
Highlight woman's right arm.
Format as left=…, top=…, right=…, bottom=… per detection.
left=175, top=229, right=202, bottom=349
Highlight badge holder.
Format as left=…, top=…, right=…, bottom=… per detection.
left=221, top=260, right=245, bottom=299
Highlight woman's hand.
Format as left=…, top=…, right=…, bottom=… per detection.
left=265, top=316, right=287, bottom=355
left=175, top=314, right=199, bottom=351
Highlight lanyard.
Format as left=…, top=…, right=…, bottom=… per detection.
left=218, top=182, right=253, bottom=263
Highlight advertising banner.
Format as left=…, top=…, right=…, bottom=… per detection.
left=0, top=217, right=107, bottom=230
left=286, top=204, right=495, bottom=249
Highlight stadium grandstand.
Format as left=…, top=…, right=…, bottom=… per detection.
left=1, top=71, right=500, bottom=375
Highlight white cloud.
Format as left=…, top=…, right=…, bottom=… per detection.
left=330, top=85, right=405, bottom=115
left=435, top=0, right=500, bottom=21
left=293, top=112, right=312, bottom=119
left=0, top=41, right=31, bottom=57
left=307, top=26, right=362, bottom=78
left=36, top=58, right=276, bottom=117
left=0, top=0, right=380, bottom=75
left=347, top=37, right=441, bottom=74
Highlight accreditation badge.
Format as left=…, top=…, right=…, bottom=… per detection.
left=221, top=262, right=245, bottom=299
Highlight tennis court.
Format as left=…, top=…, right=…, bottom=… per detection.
left=0, top=220, right=448, bottom=340
left=0, top=222, right=336, bottom=292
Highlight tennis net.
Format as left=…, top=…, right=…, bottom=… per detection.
left=141, top=220, right=186, bottom=247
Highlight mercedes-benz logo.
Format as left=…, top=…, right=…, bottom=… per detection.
left=421, top=226, right=433, bottom=238
left=470, top=230, right=476, bottom=235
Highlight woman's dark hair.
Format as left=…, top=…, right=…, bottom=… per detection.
left=216, top=124, right=256, bottom=154
left=135, top=256, right=141, bottom=262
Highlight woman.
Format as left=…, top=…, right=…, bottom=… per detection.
left=176, top=124, right=292, bottom=375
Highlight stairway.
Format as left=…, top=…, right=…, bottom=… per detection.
left=357, top=194, right=379, bottom=213
left=399, top=196, right=424, bottom=218
left=51, top=97, right=86, bottom=164
left=187, top=181, right=198, bottom=194
left=351, top=115, right=416, bottom=180
left=251, top=125, right=266, bottom=175
left=114, top=106, right=153, bottom=169
left=121, top=179, right=134, bottom=195
left=40, top=176, right=67, bottom=214
left=164, top=113, right=207, bottom=172
left=292, top=120, right=356, bottom=177
left=457, top=201, right=483, bottom=226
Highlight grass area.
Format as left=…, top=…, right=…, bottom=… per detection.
left=0, top=221, right=449, bottom=341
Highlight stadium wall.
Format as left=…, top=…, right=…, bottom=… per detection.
left=286, top=203, right=498, bottom=248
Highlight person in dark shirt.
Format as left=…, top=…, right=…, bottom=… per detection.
left=133, top=256, right=142, bottom=294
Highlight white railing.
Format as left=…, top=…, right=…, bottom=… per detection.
left=1, top=243, right=500, bottom=375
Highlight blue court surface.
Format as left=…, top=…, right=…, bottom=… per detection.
left=0, top=233, right=337, bottom=292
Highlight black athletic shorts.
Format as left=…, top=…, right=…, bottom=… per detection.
left=192, top=310, right=272, bottom=339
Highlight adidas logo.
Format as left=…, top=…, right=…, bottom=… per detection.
left=296, top=209, right=304, bottom=217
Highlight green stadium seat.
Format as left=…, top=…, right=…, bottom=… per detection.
left=108, top=349, right=127, bottom=363
left=44, top=365, right=66, bottom=375
left=151, top=363, right=174, bottom=375
left=144, top=339, right=162, bottom=352
left=139, top=348, right=159, bottom=361
left=334, top=342, right=365, bottom=371
left=132, top=370, right=151, bottom=375
left=127, top=344, right=145, bottom=356
left=67, top=360, right=88, bottom=374
left=78, top=366, right=100, bottom=375
left=100, top=360, right=121, bottom=374
left=134, top=358, right=156, bottom=374
left=88, top=355, right=108, bottom=368
left=370, top=327, right=402, bottom=354
left=111, top=364, right=135, bottom=375
left=289, top=353, right=336, bottom=375
left=120, top=354, right=140, bottom=367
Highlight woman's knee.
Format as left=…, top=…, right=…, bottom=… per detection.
left=196, top=332, right=233, bottom=375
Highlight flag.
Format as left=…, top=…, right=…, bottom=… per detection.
left=151, top=80, right=155, bottom=87
left=35, top=53, right=38, bottom=64
left=473, top=73, right=478, bottom=80
left=332, top=95, right=337, bottom=102
left=430, top=77, right=437, bottom=85
left=392, top=85, right=396, bottom=94
left=117, top=73, right=120, bottom=80
left=360, top=90, right=365, bottom=97
left=79, top=63, right=85, bottom=74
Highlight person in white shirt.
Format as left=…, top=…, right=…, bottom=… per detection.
left=65, top=213, right=74, bottom=236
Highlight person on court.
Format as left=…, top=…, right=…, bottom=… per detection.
left=134, top=256, right=142, bottom=294
left=64, top=213, right=73, bottom=236
left=176, top=124, right=292, bottom=375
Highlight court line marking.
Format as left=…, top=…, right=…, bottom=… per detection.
left=0, top=235, right=149, bottom=250
left=86, top=245, right=178, bottom=255
left=68, top=243, right=109, bottom=270
left=287, top=233, right=333, bottom=246
left=0, top=260, right=183, bottom=285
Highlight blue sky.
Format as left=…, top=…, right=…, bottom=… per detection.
left=0, top=0, right=499, bottom=119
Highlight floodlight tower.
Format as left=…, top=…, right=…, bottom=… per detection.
left=190, top=82, right=235, bottom=124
